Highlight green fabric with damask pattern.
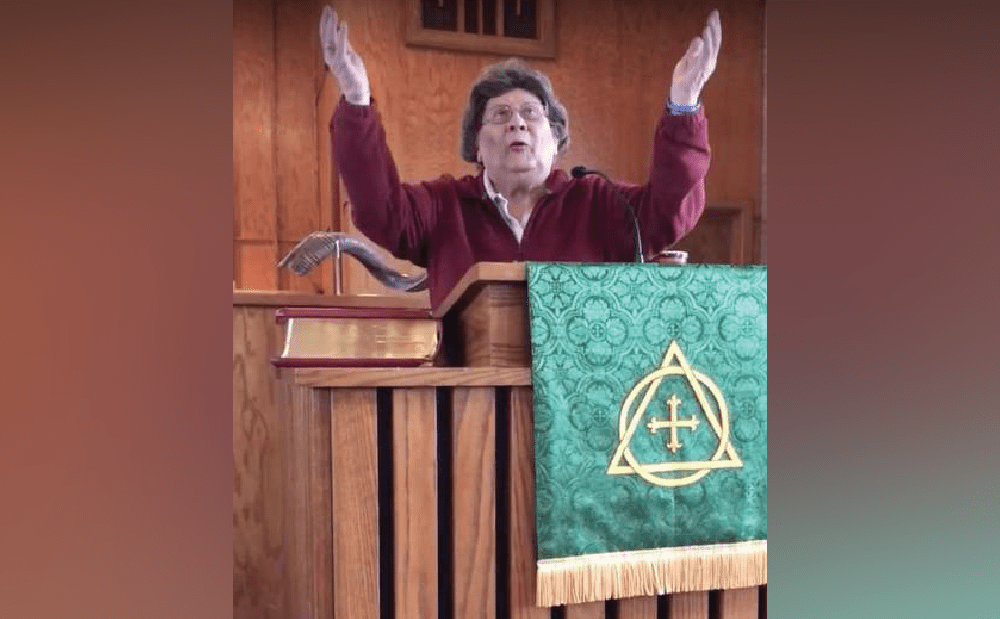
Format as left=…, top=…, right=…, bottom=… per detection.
left=526, top=263, right=766, bottom=561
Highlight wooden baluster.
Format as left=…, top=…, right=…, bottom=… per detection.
left=718, top=587, right=759, bottom=619
left=452, top=387, right=496, bottom=619
left=565, top=601, right=605, bottom=619
left=669, top=591, right=709, bottom=619
left=331, top=389, right=380, bottom=619
left=508, top=386, right=548, bottom=619
left=282, top=380, right=333, bottom=619
left=393, top=388, right=439, bottom=619
left=618, top=596, right=657, bottom=619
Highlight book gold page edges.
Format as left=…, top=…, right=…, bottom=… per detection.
left=274, top=307, right=440, bottom=367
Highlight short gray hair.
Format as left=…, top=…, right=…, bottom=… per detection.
left=459, top=59, right=570, bottom=164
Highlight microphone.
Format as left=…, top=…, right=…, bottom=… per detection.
left=571, top=166, right=645, bottom=263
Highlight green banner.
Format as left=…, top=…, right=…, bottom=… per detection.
left=526, top=263, right=767, bottom=605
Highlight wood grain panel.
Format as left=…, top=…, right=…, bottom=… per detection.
left=451, top=387, right=496, bottom=619
left=460, top=283, right=529, bottom=367
left=331, top=389, right=380, bottom=619
left=392, top=388, right=439, bottom=619
left=295, top=367, right=531, bottom=388
left=717, top=587, right=758, bottom=619
left=237, top=241, right=279, bottom=291
left=668, top=591, right=709, bottom=619
left=317, top=7, right=339, bottom=296
left=617, top=596, right=657, bottom=619
left=671, top=206, right=742, bottom=265
left=703, top=0, right=764, bottom=207
left=281, top=380, right=332, bottom=619
left=233, top=290, right=429, bottom=309
left=433, top=262, right=527, bottom=318
left=275, top=0, right=321, bottom=243
left=566, top=601, right=605, bottom=619
left=234, top=0, right=277, bottom=242
left=233, top=306, right=286, bottom=619
left=507, top=386, right=546, bottom=619
left=275, top=0, right=325, bottom=293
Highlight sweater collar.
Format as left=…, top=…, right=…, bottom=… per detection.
left=469, top=168, right=570, bottom=202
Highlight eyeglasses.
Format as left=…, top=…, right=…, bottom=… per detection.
left=482, top=102, right=547, bottom=125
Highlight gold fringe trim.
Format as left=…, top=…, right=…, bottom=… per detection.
left=536, top=540, right=766, bottom=607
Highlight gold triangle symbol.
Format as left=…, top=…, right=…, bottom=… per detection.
left=607, top=340, right=742, bottom=487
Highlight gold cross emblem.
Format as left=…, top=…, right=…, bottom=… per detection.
left=647, top=394, right=699, bottom=453
left=608, top=340, right=742, bottom=487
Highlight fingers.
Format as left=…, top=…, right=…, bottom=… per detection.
left=321, top=7, right=338, bottom=47
left=703, top=9, right=721, bottom=61
left=688, top=36, right=703, bottom=60
left=320, top=6, right=332, bottom=43
left=337, top=20, right=348, bottom=56
left=675, top=37, right=700, bottom=75
left=344, top=37, right=356, bottom=63
left=700, top=25, right=714, bottom=63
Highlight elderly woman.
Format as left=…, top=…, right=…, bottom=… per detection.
left=320, top=7, right=720, bottom=310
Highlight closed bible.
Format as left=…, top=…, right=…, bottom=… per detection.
left=273, top=307, right=440, bottom=367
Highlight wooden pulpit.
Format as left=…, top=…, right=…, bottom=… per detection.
left=275, top=262, right=763, bottom=619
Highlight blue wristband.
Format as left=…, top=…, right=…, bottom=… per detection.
left=666, top=99, right=701, bottom=115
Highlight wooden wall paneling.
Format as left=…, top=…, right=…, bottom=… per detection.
left=702, top=1, right=763, bottom=198
left=671, top=205, right=743, bottom=265
left=234, top=0, right=278, bottom=289
left=233, top=306, right=286, bottom=619
left=668, top=591, right=709, bottom=619
left=717, top=587, right=759, bottom=619
left=331, top=388, right=381, bottom=619
left=759, top=0, right=767, bottom=265
left=507, top=386, right=547, bottom=619
left=275, top=0, right=323, bottom=292
left=451, top=387, right=497, bottom=619
left=566, top=601, right=605, bottom=619
left=392, top=388, right=440, bottom=619
left=549, top=0, right=621, bottom=180
left=233, top=242, right=240, bottom=290
left=617, top=596, right=657, bottom=619
left=700, top=0, right=764, bottom=263
left=608, top=0, right=668, bottom=184
left=316, top=7, right=339, bottom=296
left=237, top=242, right=280, bottom=291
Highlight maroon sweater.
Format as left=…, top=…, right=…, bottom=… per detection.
left=333, top=99, right=710, bottom=310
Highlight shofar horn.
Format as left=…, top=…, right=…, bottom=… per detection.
left=277, top=231, right=428, bottom=293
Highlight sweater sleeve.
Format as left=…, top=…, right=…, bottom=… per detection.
left=613, top=108, right=710, bottom=257
left=332, top=98, right=437, bottom=267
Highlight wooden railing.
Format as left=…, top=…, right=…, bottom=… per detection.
left=279, top=368, right=764, bottom=619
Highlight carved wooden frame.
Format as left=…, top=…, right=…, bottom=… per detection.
left=404, top=0, right=557, bottom=59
